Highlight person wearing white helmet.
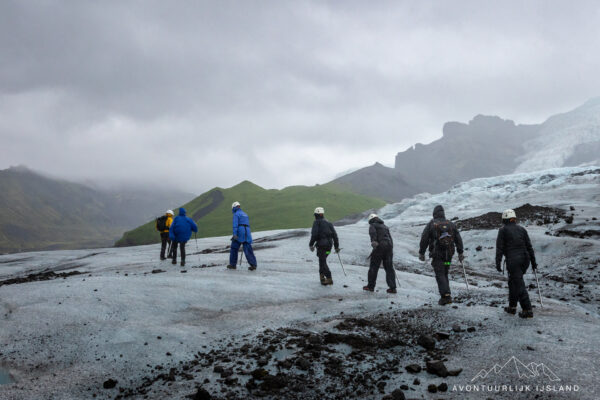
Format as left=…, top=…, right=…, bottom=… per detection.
left=156, top=209, right=174, bottom=260
left=227, top=201, right=258, bottom=271
left=309, top=207, right=339, bottom=285
left=363, top=214, right=397, bottom=293
left=496, top=208, right=537, bottom=319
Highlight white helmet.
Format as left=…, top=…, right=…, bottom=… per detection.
left=502, top=209, right=516, bottom=219
left=166, top=210, right=174, bottom=215
left=314, top=207, right=324, bottom=214
left=232, top=201, right=240, bottom=209
left=368, top=213, right=378, bottom=221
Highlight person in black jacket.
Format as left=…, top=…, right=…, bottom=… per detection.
left=363, top=214, right=397, bottom=293
left=419, top=205, right=464, bottom=305
left=309, top=207, right=340, bottom=285
left=496, top=209, right=537, bottom=319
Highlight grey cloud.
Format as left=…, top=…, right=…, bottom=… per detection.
left=1, top=0, right=600, bottom=193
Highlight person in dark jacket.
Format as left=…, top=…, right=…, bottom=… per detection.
left=168, top=207, right=198, bottom=267
left=419, top=205, right=464, bottom=305
left=496, top=209, right=537, bottom=319
left=309, top=207, right=340, bottom=285
left=157, top=210, right=174, bottom=260
left=363, top=214, right=397, bottom=293
left=227, top=202, right=258, bottom=270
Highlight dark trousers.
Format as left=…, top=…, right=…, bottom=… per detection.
left=506, top=255, right=532, bottom=310
left=171, top=241, right=186, bottom=263
left=317, top=246, right=332, bottom=279
left=160, top=232, right=171, bottom=259
left=432, top=258, right=451, bottom=297
left=229, top=240, right=257, bottom=267
left=368, top=247, right=396, bottom=289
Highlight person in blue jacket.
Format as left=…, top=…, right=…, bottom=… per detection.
left=168, top=207, right=198, bottom=267
left=227, top=201, right=258, bottom=271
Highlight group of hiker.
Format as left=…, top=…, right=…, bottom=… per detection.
left=156, top=202, right=538, bottom=319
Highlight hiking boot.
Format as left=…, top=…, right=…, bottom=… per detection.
left=386, top=288, right=397, bottom=294
left=363, top=286, right=374, bottom=292
left=320, top=274, right=327, bottom=285
left=172, top=260, right=177, bottom=265
left=519, top=309, right=534, bottom=319
left=160, top=256, right=167, bottom=261
left=180, top=261, right=185, bottom=267
left=227, top=265, right=236, bottom=270
left=504, top=306, right=517, bottom=315
left=325, top=277, right=333, bottom=285
left=248, top=265, right=257, bottom=271
left=438, top=295, right=452, bottom=305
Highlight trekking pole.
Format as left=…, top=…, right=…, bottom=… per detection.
left=533, top=268, right=543, bottom=308
left=194, top=232, right=201, bottom=264
left=336, top=251, right=347, bottom=277
left=460, top=260, right=469, bottom=293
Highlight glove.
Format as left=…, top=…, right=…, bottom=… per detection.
left=335, top=248, right=340, bottom=254
left=310, top=245, right=315, bottom=252
left=371, top=241, right=378, bottom=248
left=496, top=264, right=502, bottom=273
left=231, top=235, right=238, bottom=241
left=532, top=263, right=537, bottom=271
left=418, top=253, right=425, bottom=262
left=458, top=253, right=464, bottom=263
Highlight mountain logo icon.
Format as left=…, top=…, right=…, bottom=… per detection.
left=471, top=356, right=561, bottom=382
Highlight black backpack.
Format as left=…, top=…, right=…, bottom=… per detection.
left=156, top=215, right=168, bottom=232
left=433, top=220, right=455, bottom=262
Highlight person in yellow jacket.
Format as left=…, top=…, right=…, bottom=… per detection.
left=157, top=210, right=174, bottom=260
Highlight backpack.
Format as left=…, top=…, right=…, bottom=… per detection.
left=156, top=215, right=168, bottom=232
left=433, top=220, right=455, bottom=262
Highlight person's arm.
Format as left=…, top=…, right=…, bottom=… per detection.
left=190, top=218, right=198, bottom=233
left=495, top=228, right=504, bottom=271
left=419, top=222, right=431, bottom=255
left=309, top=221, right=318, bottom=247
left=330, top=223, right=339, bottom=250
left=523, top=228, right=537, bottom=269
left=453, top=223, right=464, bottom=254
left=232, top=212, right=239, bottom=237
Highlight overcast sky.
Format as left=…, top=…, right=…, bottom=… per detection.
left=2, top=1, right=600, bottom=194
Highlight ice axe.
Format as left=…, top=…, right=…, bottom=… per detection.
left=335, top=249, right=347, bottom=277
left=460, top=260, right=469, bottom=293
left=194, top=232, right=201, bottom=264
left=533, top=268, right=543, bottom=308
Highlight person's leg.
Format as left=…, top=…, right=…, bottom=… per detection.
left=383, top=249, right=396, bottom=289
left=507, top=259, right=523, bottom=308
left=160, top=233, right=168, bottom=259
left=180, top=242, right=186, bottom=264
left=229, top=240, right=241, bottom=266
left=171, top=241, right=178, bottom=263
left=317, top=247, right=331, bottom=279
left=243, top=243, right=257, bottom=267
left=367, top=250, right=382, bottom=289
left=432, top=259, right=450, bottom=297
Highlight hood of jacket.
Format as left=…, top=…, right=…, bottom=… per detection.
left=433, top=205, right=445, bottom=220
left=178, top=207, right=187, bottom=216
left=369, top=217, right=384, bottom=225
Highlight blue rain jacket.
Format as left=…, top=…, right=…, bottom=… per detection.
left=169, top=207, right=198, bottom=242
left=232, top=207, right=253, bottom=244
